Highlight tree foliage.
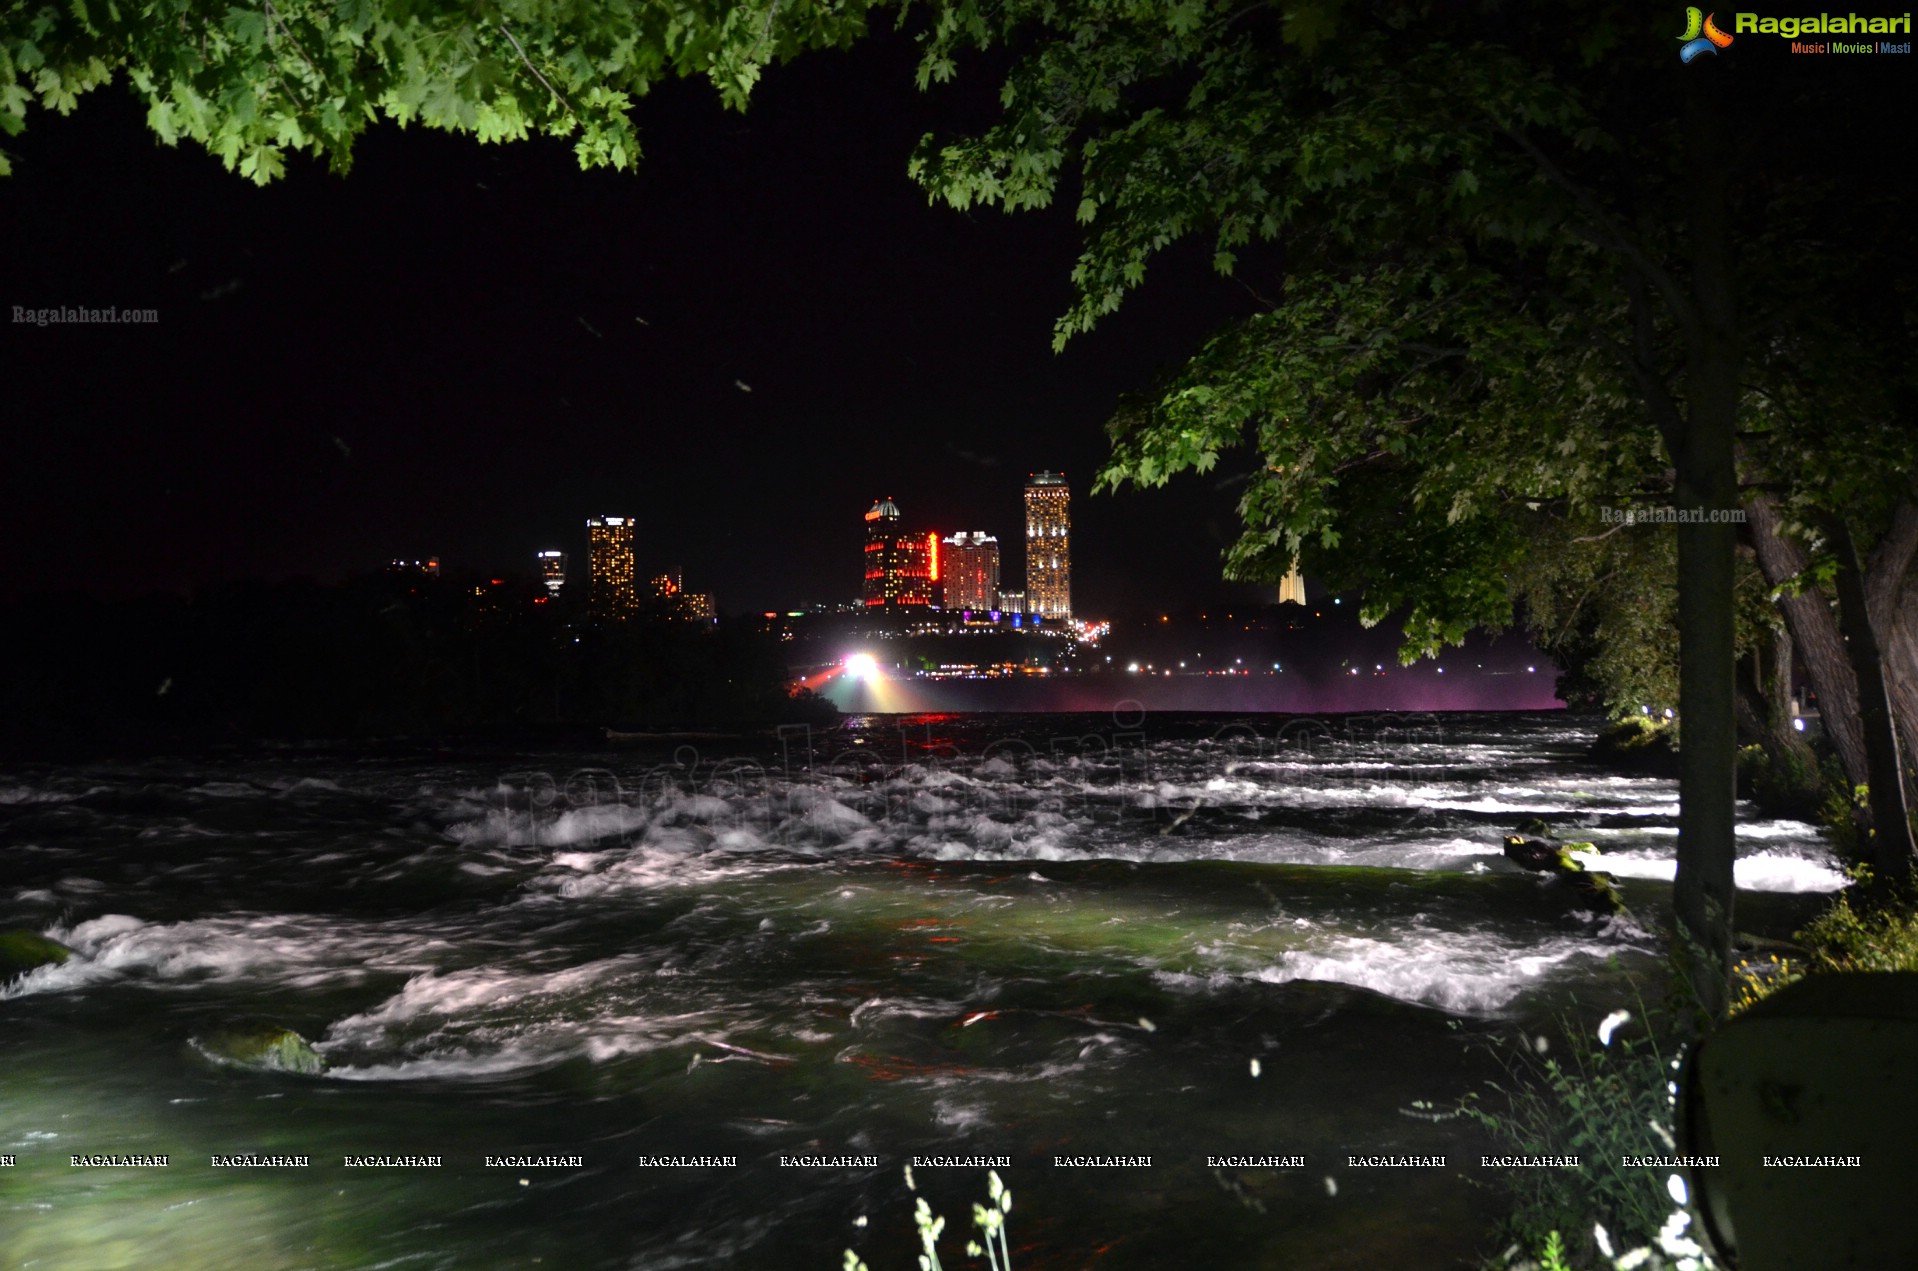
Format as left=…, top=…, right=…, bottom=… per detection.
left=901, top=0, right=1916, bottom=1006
left=0, top=0, right=884, bottom=180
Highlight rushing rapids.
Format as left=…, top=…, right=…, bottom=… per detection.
left=0, top=712, right=1840, bottom=1268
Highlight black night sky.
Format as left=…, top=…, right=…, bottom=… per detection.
left=1, top=29, right=1266, bottom=614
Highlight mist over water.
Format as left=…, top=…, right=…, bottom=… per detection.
left=0, top=712, right=1840, bottom=1268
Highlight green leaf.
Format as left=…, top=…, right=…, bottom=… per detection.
left=224, top=6, right=268, bottom=51
left=146, top=98, right=179, bottom=145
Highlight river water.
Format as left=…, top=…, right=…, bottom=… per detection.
left=0, top=712, right=1842, bottom=1269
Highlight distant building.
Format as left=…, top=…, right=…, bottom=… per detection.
left=467, top=576, right=516, bottom=628
left=998, top=590, right=1025, bottom=616
left=587, top=516, right=637, bottom=622
left=1023, top=471, right=1071, bottom=620
left=683, top=592, right=716, bottom=622
left=1277, top=558, right=1307, bottom=605
left=942, top=532, right=1000, bottom=612
left=862, top=498, right=933, bottom=608
left=388, top=556, right=441, bottom=578
left=536, top=550, right=566, bottom=598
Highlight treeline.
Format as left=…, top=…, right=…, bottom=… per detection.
left=0, top=574, right=832, bottom=758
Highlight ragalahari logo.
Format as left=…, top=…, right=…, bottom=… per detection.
left=1679, top=8, right=1736, bottom=60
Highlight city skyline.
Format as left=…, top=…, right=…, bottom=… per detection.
left=402, top=469, right=1120, bottom=619
left=0, top=32, right=1257, bottom=616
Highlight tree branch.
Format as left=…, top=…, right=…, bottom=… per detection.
left=499, top=22, right=572, bottom=114
left=1497, top=123, right=1698, bottom=341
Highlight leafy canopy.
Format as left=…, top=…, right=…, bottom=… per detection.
left=0, top=0, right=886, bottom=180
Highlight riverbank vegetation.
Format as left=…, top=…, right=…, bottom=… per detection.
left=1464, top=1007, right=1682, bottom=1271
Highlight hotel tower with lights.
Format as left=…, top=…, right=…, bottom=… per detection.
left=940, top=532, right=1000, bottom=612
left=536, top=550, right=567, bottom=598
left=1023, top=472, right=1071, bottom=620
left=586, top=516, right=637, bottom=622
left=862, top=498, right=934, bottom=609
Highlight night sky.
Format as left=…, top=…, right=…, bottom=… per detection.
left=1, top=29, right=1267, bottom=615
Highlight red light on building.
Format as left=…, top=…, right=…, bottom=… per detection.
left=927, top=533, right=940, bottom=582
left=861, top=498, right=932, bottom=608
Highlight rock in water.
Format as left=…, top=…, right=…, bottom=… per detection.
left=0, top=930, right=73, bottom=981
left=196, top=1025, right=328, bottom=1075
left=1501, top=837, right=1627, bottom=918
left=1502, top=836, right=1565, bottom=872
left=1511, top=816, right=1558, bottom=841
left=1591, top=717, right=1680, bottom=776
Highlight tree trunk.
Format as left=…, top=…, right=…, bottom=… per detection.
left=1670, top=77, right=1738, bottom=1024
left=1885, top=574, right=1918, bottom=806
left=1745, top=493, right=1870, bottom=790
left=1838, top=518, right=1918, bottom=888
left=1733, top=624, right=1820, bottom=808
left=1865, top=498, right=1918, bottom=807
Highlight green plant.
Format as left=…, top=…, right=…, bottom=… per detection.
left=1817, top=773, right=1869, bottom=860
left=1463, top=1007, right=1682, bottom=1267
left=964, top=1171, right=1013, bottom=1271
left=1733, top=882, right=1918, bottom=1013
left=1797, top=889, right=1918, bottom=972
left=843, top=1168, right=1013, bottom=1271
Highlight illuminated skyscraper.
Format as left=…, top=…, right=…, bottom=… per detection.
left=1277, top=558, right=1306, bottom=605
left=862, top=498, right=933, bottom=608
left=586, top=516, right=636, bottom=622
left=536, top=550, right=566, bottom=598
left=941, top=532, right=1000, bottom=612
left=1023, top=472, right=1071, bottom=620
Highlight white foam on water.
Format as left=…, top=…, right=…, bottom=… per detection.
left=1569, top=850, right=1846, bottom=893
left=528, top=844, right=780, bottom=900
left=11, top=913, right=454, bottom=996
left=449, top=803, right=650, bottom=848
left=930, top=1098, right=992, bottom=1131
left=649, top=792, right=741, bottom=824
left=320, top=959, right=729, bottom=1079
left=1162, top=926, right=1615, bottom=1015
left=0, top=783, right=93, bottom=805
left=192, top=781, right=265, bottom=799
left=275, top=777, right=346, bottom=796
